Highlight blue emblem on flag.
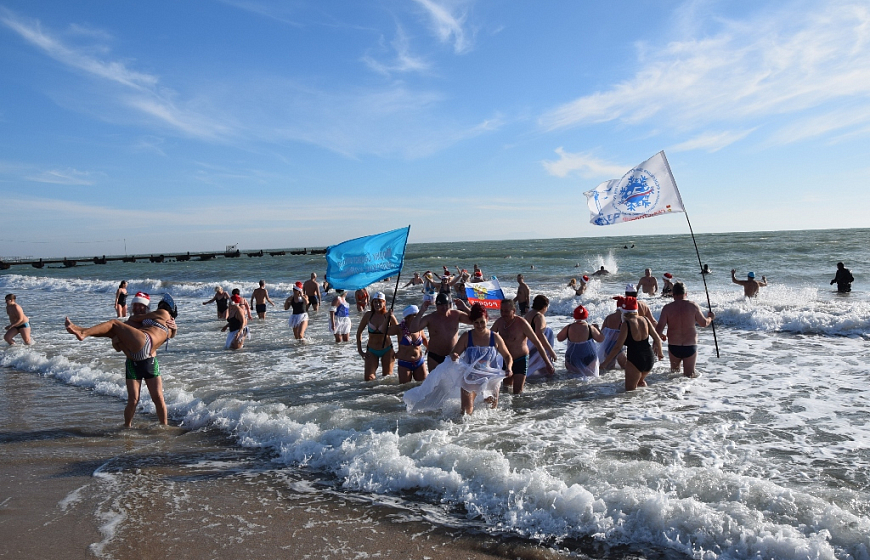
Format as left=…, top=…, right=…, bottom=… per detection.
left=614, top=170, right=660, bottom=215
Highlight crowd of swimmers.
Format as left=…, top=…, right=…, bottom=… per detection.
left=1, top=260, right=856, bottom=426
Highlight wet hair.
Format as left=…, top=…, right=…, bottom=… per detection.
left=231, top=288, right=241, bottom=296
left=532, top=295, right=549, bottom=311
left=672, top=282, right=686, bottom=296
left=119, top=281, right=127, bottom=288
left=158, top=299, right=178, bottom=319
left=469, top=303, right=488, bottom=322
left=259, top=280, right=265, bottom=287
left=5, top=294, right=15, bottom=302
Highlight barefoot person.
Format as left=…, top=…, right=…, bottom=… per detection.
left=391, top=305, right=428, bottom=383
left=655, top=282, right=714, bottom=377
left=303, top=273, right=321, bottom=311
left=602, top=297, right=664, bottom=391
left=285, top=282, right=309, bottom=339
left=557, top=305, right=604, bottom=377
left=221, top=295, right=249, bottom=350
left=514, top=274, right=530, bottom=315
left=4, top=294, right=33, bottom=346
left=356, top=292, right=399, bottom=381
left=114, top=281, right=128, bottom=318
left=328, top=290, right=352, bottom=343
left=731, top=270, right=768, bottom=297
left=411, top=292, right=472, bottom=372
left=250, top=280, right=275, bottom=319
left=492, top=299, right=555, bottom=395
left=203, top=286, right=230, bottom=320
left=65, top=292, right=177, bottom=426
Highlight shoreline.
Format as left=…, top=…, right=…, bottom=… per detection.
left=0, top=368, right=572, bottom=560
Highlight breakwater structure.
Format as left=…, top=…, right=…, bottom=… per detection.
left=0, top=244, right=328, bottom=270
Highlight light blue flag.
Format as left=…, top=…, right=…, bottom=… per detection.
left=325, top=226, right=410, bottom=290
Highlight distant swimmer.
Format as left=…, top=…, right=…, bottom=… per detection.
left=831, top=262, right=854, bottom=293
left=574, top=275, right=590, bottom=296
left=222, top=294, right=249, bottom=350
left=636, top=268, right=658, bottom=296
left=403, top=272, right=424, bottom=288
left=701, top=264, right=712, bottom=275
left=250, top=280, right=275, bottom=319
left=731, top=269, right=767, bottom=297
left=514, top=274, right=530, bottom=315
left=591, top=266, right=610, bottom=277
left=655, top=282, right=714, bottom=378
left=203, top=286, right=230, bottom=320
left=5, top=294, right=33, bottom=345
left=303, top=273, right=321, bottom=312
left=114, top=281, right=128, bottom=318
left=661, top=273, right=675, bottom=298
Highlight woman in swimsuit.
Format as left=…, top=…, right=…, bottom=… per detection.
left=390, top=305, right=429, bottom=383
left=221, top=295, right=248, bottom=349
left=450, top=303, right=512, bottom=415
left=114, top=281, right=128, bottom=318
left=354, top=288, right=369, bottom=313
left=602, top=297, right=663, bottom=391
left=355, top=292, right=398, bottom=381
left=65, top=292, right=177, bottom=426
left=285, top=282, right=309, bottom=339
left=523, top=295, right=558, bottom=376
left=557, top=305, right=605, bottom=377
left=203, top=286, right=230, bottom=320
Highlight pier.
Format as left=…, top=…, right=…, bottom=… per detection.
left=0, top=246, right=327, bottom=270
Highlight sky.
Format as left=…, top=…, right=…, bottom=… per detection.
left=1, top=0, right=869, bottom=258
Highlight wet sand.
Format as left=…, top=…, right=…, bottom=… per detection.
left=0, top=369, right=567, bottom=560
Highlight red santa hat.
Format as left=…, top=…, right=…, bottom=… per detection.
left=131, top=292, right=150, bottom=306
left=573, top=305, right=589, bottom=320
left=620, top=296, right=639, bottom=313
left=294, top=282, right=303, bottom=291
left=581, top=275, right=590, bottom=283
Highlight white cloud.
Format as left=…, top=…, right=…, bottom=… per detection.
left=24, top=168, right=96, bottom=185
left=1, top=8, right=230, bottom=140
left=362, top=25, right=430, bottom=75
left=542, top=148, right=628, bottom=178
left=412, top=0, right=473, bottom=54
left=669, top=129, right=756, bottom=152
left=539, top=2, right=870, bottom=146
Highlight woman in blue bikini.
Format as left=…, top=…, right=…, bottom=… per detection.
left=391, top=305, right=429, bottom=384
left=356, top=292, right=399, bottom=381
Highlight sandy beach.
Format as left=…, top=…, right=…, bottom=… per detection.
left=0, top=369, right=570, bottom=560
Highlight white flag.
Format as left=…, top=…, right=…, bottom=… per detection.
left=584, top=151, right=685, bottom=226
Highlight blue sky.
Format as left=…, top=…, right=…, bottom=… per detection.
left=1, top=0, right=868, bottom=258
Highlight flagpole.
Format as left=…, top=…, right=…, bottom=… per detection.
left=659, top=152, right=719, bottom=358
left=380, top=225, right=410, bottom=350
left=683, top=211, right=720, bottom=358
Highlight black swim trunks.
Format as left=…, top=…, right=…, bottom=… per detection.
left=505, top=354, right=528, bottom=377
left=518, top=302, right=529, bottom=315
left=668, top=344, right=697, bottom=359
left=428, top=352, right=446, bottom=365
left=256, top=303, right=267, bottom=313
left=125, top=357, right=159, bottom=381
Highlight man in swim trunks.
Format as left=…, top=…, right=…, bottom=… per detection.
left=514, top=274, right=530, bottom=315
left=250, top=280, right=275, bottom=319
left=624, top=284, right=658, bottom=331
left=636, top=268, right=658, bottom=296
left=411, top=292, right=472, bottom=372
left=491, top=299, right=554, bottom=394
left=655, top=282, right=714, bottom=378
left=303, top=273, right=321, bottom=311
left=4, top=294, right=33, bottom=345
left=731, top=269, right=767, bottom=297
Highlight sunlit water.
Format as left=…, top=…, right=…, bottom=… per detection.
left=2, top=228, right=869, bottom=559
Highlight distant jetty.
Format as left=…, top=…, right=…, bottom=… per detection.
left=0, top=246, right=326, bottom=270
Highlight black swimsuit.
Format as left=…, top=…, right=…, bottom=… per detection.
left=216, top=296, right=229, bottom=314
left=624, top=320, right=655, bottom=372
left=117, top=292, right=127, bottom=306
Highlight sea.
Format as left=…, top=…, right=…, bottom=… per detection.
left=2, top=228, right=869, bottom=560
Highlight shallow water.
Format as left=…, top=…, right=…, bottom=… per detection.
left=2, top=228, right=869, bottom=559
